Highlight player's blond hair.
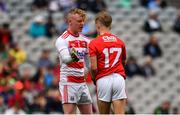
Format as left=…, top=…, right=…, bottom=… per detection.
left=95, top=11, right=112, bottom=28
left=67, top=8, right=86, bottom=21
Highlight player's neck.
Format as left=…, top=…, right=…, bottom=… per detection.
left=99, top=29, right=110, bottom=35
left=67, top=28, right=79, bottom=37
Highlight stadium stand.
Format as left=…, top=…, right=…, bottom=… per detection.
left=0, top=0, right=180, bottom=114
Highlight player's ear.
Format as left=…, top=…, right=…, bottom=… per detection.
left=68, top=19, right=71, bottom=25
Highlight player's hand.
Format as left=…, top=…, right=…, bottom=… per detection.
left=93, top=79, right=96, bottom=85
left=70, top=48, right=79, bottom=62
left=91, top=77, right=96, bottom=85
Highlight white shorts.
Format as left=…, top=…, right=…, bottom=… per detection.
left=96, top=73, right=127, bottom=102
left=59, top=83, right=92, bottom=104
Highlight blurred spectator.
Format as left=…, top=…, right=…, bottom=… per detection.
left=143, top=11, right=162, bottom=33
left=4, top=105, right=25, bottom=114
left=29, top=15, right=46, bottom=38
left=44, top=66, right=55, bottom=88
left=140, top=0, right=148, bottom=7
left=28, top=95, right=42, bottom=113
left=5, top=90, right=26, bottom=114
left=0, top=0, right=7, bottom=13
left=32, top=67, right=45, bottom=83
left=143, top=35, right=162, bottom=58
left=0, top=23, right=13, bottom=50
left=125, top=56, right=142, bottom=78
left=52, top=58, right=60, bottom=81
left=45, top=15, right=57, bottom=38
left=51, top=76, right=59, bottom=89
left=31, top=0, right=49, bottom=11
left=48, top=0, right=60, bottom=12
left=1, top=55, right=18, bottom=78
left=0, top=45, right=8, bottom=61
left=20, top=67, right=34, bottom=93
left=172, top=107, right=179, bottom=114
left=45, top=88, right=63, bottom=113
left=34, top=76, right=45, bottom=93
left=156, top=0, right=167, bottom=8
left=154, top=101, right=171, bottom=114
left=58, top=0, right=76, bottom=13
left=118, top=0, right=132, bottom=9
left=0, top=95, right=7, bottom=113
left=76, top=0, right=89, bottom=11
left=0, top=62, right=3, bottom=77
left=57, top=14, right=68, bottom=35
left=89, top=0, right=107, bottom=13
left=29, top=94, right=46, bottom=113
left=173, top=13, right=180, bottom=34
left=21, top=81, right=39, bottom=112
left=140, top=0, right=167, bottom=10
left=141, top=56, right=156, bottom=77
left=37, top=49, right=53, bottom=68
left=9, top=43, right=27, bottom=65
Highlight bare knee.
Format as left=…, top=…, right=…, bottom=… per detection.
left=78, top=104, right=93, bottom=114
left=63, top=104, right=76, bottom=114
left=98, top=100, right=111, bottom=114
left=112, top=99, right=127, bottom=114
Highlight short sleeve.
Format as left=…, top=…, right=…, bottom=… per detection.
left=88, top=40, right=97, bottom=57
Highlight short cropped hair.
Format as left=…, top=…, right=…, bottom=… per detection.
left=67, top=8, right=86, bottom=20
left=95, top=11, right=112, bottom=28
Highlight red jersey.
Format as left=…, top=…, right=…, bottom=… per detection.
left=89, top=33, right=126, bottom=81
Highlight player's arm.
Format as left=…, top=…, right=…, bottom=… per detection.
left=60, top=47, right=79, bottom=64
left=89, top=56, right=97, bottom=85
left=122, top=60, right=126, bottom=68
left=88, top=40, right=97, bottom=85
left=122, top=44, right=127, bottom=68
left=84, top=53, right=90, bottom=74
left=55, top=38, right=79, bottom=64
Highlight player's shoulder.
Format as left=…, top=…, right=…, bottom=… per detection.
left=56, top=31, right=69, bottom=43
left=89, top=37, right=99, bottom=48
left=55, top=31, right=70, bottom=46
left=56, top=30, right=70, bottom=40
left=79, top=33, right=91, bottom=43
left=112, top=34, right=125, bottom=45
left=61, top=31, right=70, bottom=39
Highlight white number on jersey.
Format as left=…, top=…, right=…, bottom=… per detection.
left=103, top=48, right=122, bottom=68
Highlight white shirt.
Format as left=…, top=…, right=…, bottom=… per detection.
left=55, top=30, right=90, bottom=84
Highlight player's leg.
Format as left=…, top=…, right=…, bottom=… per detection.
left=112, top=99, right=126, bottom=114
left=96, top=75, right=113, bottom=114
left=77, top=84, right=93, bottom=114
left=59, top=84, right=78, bottom=114
left=97, top=100, right=111, bottom=114
left=112, top=73, right=127, bottom=114
left=63, top=103, right=77, bottom=114
left=77, top=104, right=92, bottom=114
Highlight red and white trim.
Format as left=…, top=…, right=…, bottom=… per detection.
left=64, top=85, right=68, bottom=103
left=61, top=31, right=70, bottom=39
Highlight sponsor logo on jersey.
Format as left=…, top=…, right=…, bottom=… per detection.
left=102, top=36, right=117, bottom=42
left=77, top=50, right=87, bottom=59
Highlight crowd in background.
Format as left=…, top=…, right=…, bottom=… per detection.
left=0, top=0, right=180, bottom=114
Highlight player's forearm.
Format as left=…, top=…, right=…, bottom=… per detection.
left=122, top=60, right=126, bottom=68
left=60, top=48, right=79, bottom=64
left=90, top=69, right=97, bottom=85
left=61, top=55, right=73, bottom=64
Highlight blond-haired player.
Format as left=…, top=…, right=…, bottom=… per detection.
left=55, top=8, right=92, bottom=114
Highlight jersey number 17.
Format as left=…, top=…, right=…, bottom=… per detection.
left=103, top=48, right=122, bottom=68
